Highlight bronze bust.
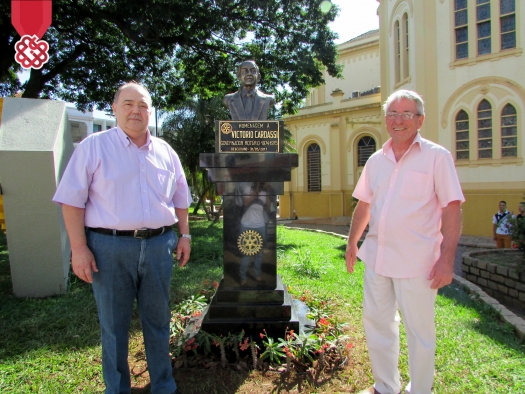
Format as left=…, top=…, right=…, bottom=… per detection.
left=223, top=60, right=275, bottom=120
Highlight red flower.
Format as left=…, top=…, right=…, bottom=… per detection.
left=319, top=318, right=329, bottom=326
left=212, top=281, right=219, bottom=289
left=239, top=338, right=250, bottom=351
left=192, top=311, right=202, bottom=317
left=259, top=332, right=265, bottom=339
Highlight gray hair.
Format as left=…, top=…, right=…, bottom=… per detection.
left=382, top=89, right=425, bottom=116
left=113, top=81, right=152, bottom=106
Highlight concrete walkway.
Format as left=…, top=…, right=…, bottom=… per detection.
left=281, top=220, right=525, bottom=339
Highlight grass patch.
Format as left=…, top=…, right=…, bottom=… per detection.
left=474, top=251, right=523, bottom=268
left=0, top=224, right=524, bottom=393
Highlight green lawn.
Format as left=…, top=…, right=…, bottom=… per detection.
left=0, top=223, right=524, bottom=393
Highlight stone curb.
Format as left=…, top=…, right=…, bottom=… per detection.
left=284, top=225, right=525, bottom=341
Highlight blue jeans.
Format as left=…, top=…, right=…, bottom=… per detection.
left=87, top=229, right=178, bottom=394
left=239, top=225, right=266, bottom=281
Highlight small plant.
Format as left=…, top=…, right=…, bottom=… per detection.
left=170, top=279, right=218, bottom=357
left=290, top=247, right=326, bottom=279
left=259, top=330, right=286, bottom=365
left=168, top=285, right=353, bottom=380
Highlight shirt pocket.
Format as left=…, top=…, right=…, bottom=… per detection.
left=399, top=171, right=433, bottom=200
left=153, top=168, right=176, bottom=201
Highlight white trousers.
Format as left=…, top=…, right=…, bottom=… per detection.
left=363, top=266, right=437, bottom=394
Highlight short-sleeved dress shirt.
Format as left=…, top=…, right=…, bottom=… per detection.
left=353, top=133, right=465, bottom=278
left=53, top=126, right=190, bottom=230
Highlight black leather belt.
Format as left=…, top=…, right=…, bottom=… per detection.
left=87, top=226, right=172, bottom=239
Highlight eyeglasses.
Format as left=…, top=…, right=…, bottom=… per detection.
left=385, top=112, right=421, bottom=120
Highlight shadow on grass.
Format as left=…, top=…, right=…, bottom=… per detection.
left=0, top=221, right=225, bottom=364
left=439, top=284, right=525, bottom=352
left=173, top=368, right=251, bottom=394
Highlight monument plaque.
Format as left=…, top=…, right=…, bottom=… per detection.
left=198, top=60, right=300, bottom=339
left=217, top=120, right=282, bottom=153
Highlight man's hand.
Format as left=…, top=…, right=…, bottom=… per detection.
left=176, top=237, right=191, bottom=267
left=345, top=243, right=359, bottom=273
left=428, top=256, right=454, bottom=289
left=428, top=200, right=462, bottom=289
left=71, top=244, right=98, bottom=283
left=345, top=200, right=370, bottom=275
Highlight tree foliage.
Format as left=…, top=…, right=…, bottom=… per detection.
left=1, top=0, right=341, bottom=113
left=161, top=96, right=228, bottom=218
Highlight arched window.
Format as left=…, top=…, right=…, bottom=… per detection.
left=500, top=0, right=516, bottom=50
left=307, top=143, right=321, bottom=192
left=402, top=13, right=409, bottom=79
left=394, top=20, right=401, bottom=84
left=357, top=136, right=377, bottom=166
left=455, top=0, right=469, bottom=59
left=455, top=110, right=470, bottom=160
left=501, top=103, right=517, bottom=157
left=477, top=0, right=491, bottom=55
left=477, top=99, right=492, bottom=158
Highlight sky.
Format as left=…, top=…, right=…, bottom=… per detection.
left=330, top=0, right=379, bottom=44
left=18, top=1, right=380, bottom=123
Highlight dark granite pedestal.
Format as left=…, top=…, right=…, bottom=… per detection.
left=199, top=149, right=300, bottom=339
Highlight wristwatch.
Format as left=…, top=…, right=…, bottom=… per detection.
left=180, top=234, right=192, bottom=241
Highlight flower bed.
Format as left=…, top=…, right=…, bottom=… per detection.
left=462, top=249, right=525, bottom=311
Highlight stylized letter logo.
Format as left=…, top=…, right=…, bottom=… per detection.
left=15, top=35, right=49, bottom=69
left=11, top=1, right=52, bottom=70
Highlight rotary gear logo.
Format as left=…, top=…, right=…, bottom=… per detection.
left=220, top=122, right=233, bottom=134
left=237, top=230, right=263, bottom=256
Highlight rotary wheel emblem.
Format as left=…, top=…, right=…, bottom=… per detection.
left=220, top=122, right=233, bottom=134
left=237, top=230, right=264, bottom=256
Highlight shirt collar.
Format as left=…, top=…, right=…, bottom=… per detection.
left=116, top=125, right=152, bottom=150
left=382, top=132, right=422, bottom=156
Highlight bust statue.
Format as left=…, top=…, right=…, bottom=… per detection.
left=223, top=60, right=275, bottom=120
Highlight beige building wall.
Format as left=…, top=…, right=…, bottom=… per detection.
left=282, top=31, right=382, bottom=219
left=377, top=0, right=524, bottom=236
left=284, top=1, right=524, bottom=237
left=0, top=98, right=73, bottom=297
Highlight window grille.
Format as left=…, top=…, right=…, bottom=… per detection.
left=455, top=0, right=469, bottom=59
left=500, top=0, right=516, bottom=50
left=358, top=137, right=377, bottom=166
left=403, top=13, right=409, bottom=79
left=394, top=21, right=401, bottom=84
left=501, top=104, right=517, bottom=157
left=477, top=0, right=491, bottom=55
left=307, top=143, right=321, bottom=192
left=455, top=110, right=470, bottom=160
left=477, top=99, right=492, bottom=158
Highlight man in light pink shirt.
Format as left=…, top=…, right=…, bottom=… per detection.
left=346, top=90, right=464, bottom=394
left=53, top=82, right=190, bottom=394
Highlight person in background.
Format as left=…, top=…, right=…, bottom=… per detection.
left=493, top=201, right=512, bottom=248
left=53, top=81, right=190, bottom=394
left=511, top=202, right=524, bottom=249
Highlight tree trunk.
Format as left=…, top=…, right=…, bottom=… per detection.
left=22, top=68, right=44, bottom=98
